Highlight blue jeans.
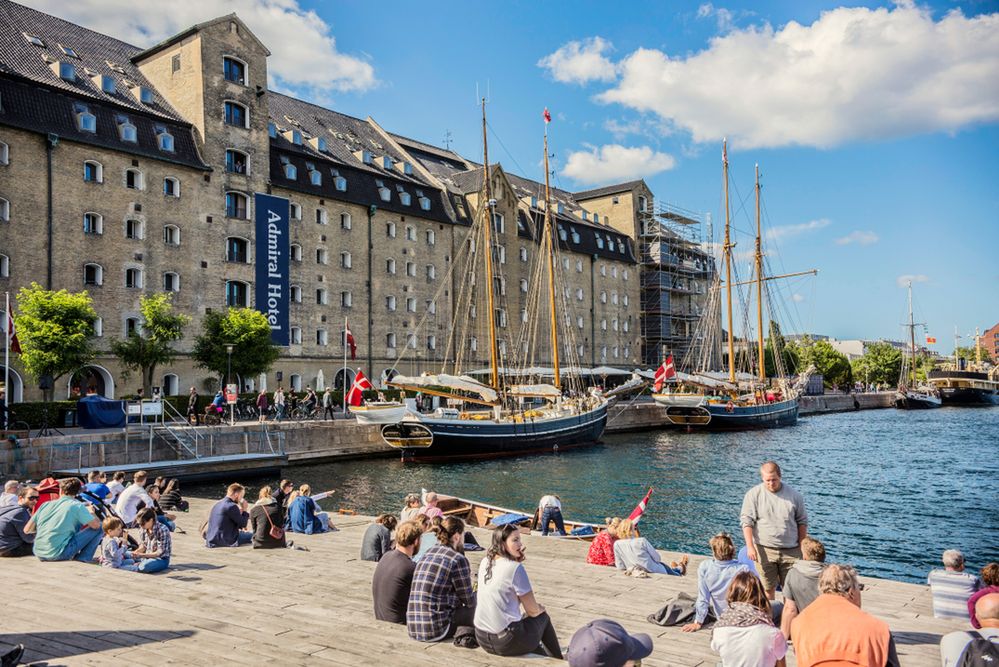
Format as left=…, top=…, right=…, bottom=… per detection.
left=540, top=507, right=566, bottom=536
left=237, top=530, right=253, bottom=546
left=40, top=527, right=103, bottom=562
left=157, top=515, right=176, bottom=532
left=137, top=556, right=170, bottom=573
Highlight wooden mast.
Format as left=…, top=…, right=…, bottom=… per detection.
left=480, top=98, right=501, bottom=392
left=754, top=164, right=765, bottom=383
left=908, top=281, right=916, bottom=387
left=542, top=117, right=561, bottom=389
left=723, top=140, right=736, bottom=384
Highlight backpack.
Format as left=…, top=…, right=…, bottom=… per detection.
left=959, top=631, right=999, bottom=667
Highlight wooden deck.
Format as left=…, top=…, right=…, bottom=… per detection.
left=4, top=498, right=961, bottom=666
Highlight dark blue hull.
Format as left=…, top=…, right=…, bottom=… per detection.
left=399, top=404, right=608, bottom=462
left=665, top=399, right=799, bottom=430
left=937, top=387, right=999, bottom=406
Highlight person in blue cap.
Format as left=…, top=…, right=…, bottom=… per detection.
left=566, top=619, right=654, bottom=667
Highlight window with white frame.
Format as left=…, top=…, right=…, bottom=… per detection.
left=309, top=169, right=322, bottom=186
left=406, top=225, right=415, bottom=241
left=163, top=224, right=180, bottom=246
left=600, top=264, right=607, bottom=277
left=74, top=103, right=96, bottom=133
left=577, top=316, right=584, bottom=329
left=290, top=243, right=302, bottom=262
left=406, top=261, right=416, bottom=277
left=386, top=258, right=396, bottom=275
left=289, top=202, right=302, bottom=220
left=125, top=317, right=140, bottom=336
left=386, top=221, right=396, bottom=238
left=340, top=291, right=351, bottom=308
left=316, top=288, right=328, bottom=305
left=0, top=198, right=8, bottom=223
left=125, top=267, right=143, bottom=289
left=520, top=247, right=528, bottom=262
left=0, top=141, right=8, bottom=165
left=116, top=115, right=137, bottom=142
left=83, top=212, right=103, bottom=235
left=521, top=308, right=528, bottom=323
left=427, top=335, right=436, bottom=351
left=316, top=329, right=328, bottom=346
left=600, top=291, right=607, bottom=304
left=125, top=168, right=143, bottom=190
left=623, top=320, right=629, bottom=333
left=426, top=264, right=436, bottom=280
left=225, top=149, right=248, bottom=175
left=290, top=326, right=302, bottom=344
left=125, top=219, right=143, bottom=240
left=0, top=253, right=8, bottom=278
left=612, top=266, right=618, bottom=278
left=406, top=297, right=416, bottom=313
left=83, top=160, right=102, bottom=183
left=427, top=300, right=436, bottom=315
left=601, top=319, right=607, bottom=331
left=339, top=251, right=351, bottom=269
left=611, top=291, right=618, bottom=305
left=520, top=279, right=528, bottom=293
left=492, top=213, right=504, bottom=234
left=156, top=127, right=174, bottom=153
left=84, top=263, right=103, bottom=286
left=315, top=248, right=328, bottom=265
left=340, top=212, right=351, bottom=230
left=386, top=333, right=397, bottom=349
left=223, top=56, right=247, bottom=85
left=163, top=272, right=179, bottom=292
left=93, top=316, right=103, bottom=337
left=576, top=259, right=583, bottom=272
left=612, top=318, right=619, bottom=331
left=426, top=229, right=435, bottom=245
left=226, top=280, right=249, bottom=306
left=288, top=285, right=301, bottom=303
left=623, top=295, right=629, bottom=306
left=407, top=333, right=417, bottom=349
left=290, top=374, right=302, bottom=391
left=283, top=162, right=297, bottom=180
left=576, top=288, right=583, bottom=301
left=224, top=101, right=248, bottom=128
left=386, top=295, right=397, bottom=311
left=562, top=258, right=570, bottom=271
left=623, top=269, right=630, bottom=281
left=316, top=208, right=327, bottom=225
left=163, top=177, right=180, bottom=197
left=470, top=337, right=478, bottom=352
left=225, top=192, right=248, bottom=219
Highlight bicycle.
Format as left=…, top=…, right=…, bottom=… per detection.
left=291, top=404, right=321, bottom=421
left=203, top=405, right=224, bottom=426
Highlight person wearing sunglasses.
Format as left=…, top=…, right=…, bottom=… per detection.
left=0, top=486, right=37, bottom=557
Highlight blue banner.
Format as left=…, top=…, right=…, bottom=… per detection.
left=254, top=192, right=290, bottom=346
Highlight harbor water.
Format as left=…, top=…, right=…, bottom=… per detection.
left=190, top=406, right=998, bottom=583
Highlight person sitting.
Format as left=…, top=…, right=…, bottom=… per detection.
left=98, top=516, right=138, bottom=571
left=159, top=479, right=189, bottom=512
left=928, top=549, right=982, bottom=621
left=133, top=507, right=172, bottom=573
left=682, top=532, right=750, bottom=632
left=115, top=470, right=153, bottom=527
left=474, top=525, right=563, bottom=658
left=400, top=494, right=422, bottom=522
left=586, top=518, right=621, bottom=567
left=566, top=619, right=654, bottom=667
left=83, top=471, right=111, bottom=503
left=780, top=535, right=826, bottom=640
left=250, top=486, right=287, bottom=549
left=537, top=494, right=566, bottom=537
left=791, top=563, right=901, bottom=667
left=274, top=478, right=294, bottom=511
left=0, top=480, right=19, bottom=507
left=941, top=592, right=999, bottom=667
left=418, top=491, right=444, bottom=520
left=205, top=483, right=252, bottom=547
left=361, top=514, right=397, bottom=562
left=969, top=563, right=999, bottom=630
left=145, top=484, right=176, bottom=532
left=372, top=520, right=423, bottom=624
left=406, top=517, right=476, bottom=642
left=106, top=472, right=126, bottom=504
left=0, top=486, right=37, bottom=557
left=710, top=571, right=787, bottom=667
left=413, top=515, right=440, bottom=563
left=287, top=484, right=333, bottom=534
left=33, top=475, right=60, bottom=513
left=24, top=478, right=102, bottom=562
left=613, top=519, right=688, bottom=576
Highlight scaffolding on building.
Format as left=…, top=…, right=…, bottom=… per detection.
left=639, top=201, right=720, bottom=370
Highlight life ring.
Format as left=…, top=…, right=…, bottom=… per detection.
left=725, top=401, right=735, bottom=413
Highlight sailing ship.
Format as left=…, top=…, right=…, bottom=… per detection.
left=381, top=103, right=608, bottom=462
left=661, top=149, right=808, bottom=430
left=925, top=329, right=999, bottom=406
left=894, top=282, right=942, bottom=410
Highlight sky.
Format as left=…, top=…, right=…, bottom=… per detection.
left=25, top=0, right=999, bottom=347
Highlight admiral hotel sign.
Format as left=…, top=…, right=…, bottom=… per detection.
left=254, top=193, right=290, bottom=346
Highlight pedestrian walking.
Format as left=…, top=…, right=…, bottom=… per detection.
left=322, top=387, right=336, bottom=421
left=256, top=389, right=269, bottom=423
left=186, top=386, right=200, bottom=425
left=274, top=386, right=285, bottom=421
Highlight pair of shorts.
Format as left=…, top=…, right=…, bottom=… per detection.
left=756, top=544, right=802, bottom=591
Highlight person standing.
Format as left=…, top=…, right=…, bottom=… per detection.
left=537, top=494, right=566, bottom=537
left=322, top=387, right=335, bottom=421
left=274, top=386, right=286, bottom=421
left=187, top=387, right=200, bottom=425
left=740, top=461, right=808, bottom=599
left=255, top=389, right=269, bottom=423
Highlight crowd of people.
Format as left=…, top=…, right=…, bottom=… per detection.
left=2, top=463, right=995, bottom=667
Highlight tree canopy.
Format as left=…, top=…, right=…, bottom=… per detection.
left=792, top=339, right=852, bottom=388
left=191, top=308, right=279, bottom=388
left=14, top=283, right=97, bottom=400
left=110, top=293, right=190, bottom=396
left=851, top=341, right=903, bottom=387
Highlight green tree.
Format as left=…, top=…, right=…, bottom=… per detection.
left=191, top=308, right=279, bottom=388
left=796, top=339, right=852, bottom=389
left=110, top=293, right=190, bottom=396
left=764, top=322, right=800, bottom=378
left=851, top=341, right=903, bottom=388
left=953, top=346, right=985, bottom=363
left=14, top=283, right=98, bottom=401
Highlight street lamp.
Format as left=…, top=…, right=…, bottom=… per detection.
left=226, top=344, right=234, bottom=426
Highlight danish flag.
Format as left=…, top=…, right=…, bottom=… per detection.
left=653, top=354, right=676, bottom=392
left=346, top=370, right=373, bottom=407
left=543, top=108, right=551, bottom=124
left=628, top=487, right=654, bottom=525
left=344, top=320, right=357, bottom=360
left=6, top=311, right=20, bottom=355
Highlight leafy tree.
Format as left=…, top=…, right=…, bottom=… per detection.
left=851, top=341, right=903, bottom=388
left=764, top=322, right=800, bottom=377
left=796, top=339, right=852, bottom=389
left=110, top=294, right=190, bottom=396
left=191, top=308, right=279, bottom=388
left=953, top=346, right=985, bottom=363
left=14, top=283, right=97, bottom=401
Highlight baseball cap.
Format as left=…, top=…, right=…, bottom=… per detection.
left=566, top=619, right=654, bottom=667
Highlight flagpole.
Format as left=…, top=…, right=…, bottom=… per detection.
left=343, top=316, right=348, bottom=415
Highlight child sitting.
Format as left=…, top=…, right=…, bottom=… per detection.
left=99, top=516, right=139, bottom=571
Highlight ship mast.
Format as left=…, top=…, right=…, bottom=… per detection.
left=723, top=140, right=736, bottom=385
left=754, top=164, right=765, bottom=383
left=542, top=117, right=561, bottom=389
left=975, top=327, right=982, bottom=367
left=908, top=281, right=917, bottom=387
left=480, top=98, right=501, bottom=392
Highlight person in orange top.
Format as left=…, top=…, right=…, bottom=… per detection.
left=586, top=517, right=621, bottom=566
left=791, top=564, right=900, bottom=667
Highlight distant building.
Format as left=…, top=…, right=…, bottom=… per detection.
left=983, top=322, right=999, bottom=361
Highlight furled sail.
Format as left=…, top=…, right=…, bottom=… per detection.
left=388, top=374, right=500, bottom=404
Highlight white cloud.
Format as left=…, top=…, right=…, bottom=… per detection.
left=767, top=218, right=831, bottom=241
left=836, top=230, right=880, bottom=246
left=23, top=0, right=376, bottom=101
left=697, top=2, right=736, bottom=31
left=538, top=37, right=617, bottom=85
left=897, top=274, right=929, bottom=287
left=562, top=144, right=676, bottom=185
left=594, top=4, right=999, bottom=149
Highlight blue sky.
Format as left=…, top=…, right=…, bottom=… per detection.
left=34, top=0, right=999, bottom=346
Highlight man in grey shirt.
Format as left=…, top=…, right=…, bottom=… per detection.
left=780, top=535, right=826, bottom=640
left=740, top=460, right=808, bottom=599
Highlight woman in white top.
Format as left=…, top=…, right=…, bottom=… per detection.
left=400, top=493, right=421, bottom=522
left=473, top=525, right=563, bottom=659
left=710, top=571, right=787, bottom=667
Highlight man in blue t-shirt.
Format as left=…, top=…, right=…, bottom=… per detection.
left=83, top=470, right=111, bottom=502
left=25, top=478, right=102, bottom=562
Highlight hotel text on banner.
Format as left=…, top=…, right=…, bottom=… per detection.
left=254, top=193, right=290, bottom=346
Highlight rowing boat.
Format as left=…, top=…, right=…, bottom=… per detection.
left=436, top=493, right=601, bottom=541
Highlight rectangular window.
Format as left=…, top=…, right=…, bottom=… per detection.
left=225, top=150, right=247, bottom=174
left=224, top=101, right=247, bottom=127
left=340, top=291, right=352, bottom=307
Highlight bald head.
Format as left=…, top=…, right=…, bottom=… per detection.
left=425, top=492, right=438, bottom=506
left=977, top=593, right=999, bottom=628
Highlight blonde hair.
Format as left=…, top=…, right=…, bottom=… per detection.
left=614, top=519, right=636, bottom=540
left=299, top=484, right=312, bottom=496
left=709, top=532, right=736, bottom=561
left=258, top=485, right=272, bottom=500
left=395, top=521, right=423, bottom=548
left=102, top=516, right=123, bottom=534
left=801, top=536, right=826, bottom=562
left=819, top=564, right=860, bottom=596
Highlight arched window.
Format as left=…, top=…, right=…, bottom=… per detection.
left=223, top=56, right=247, bottom=85
left=290, top=326, right=302, bottom=344
left=163, top=224, right=180, bottom=246
left=386, top=258, right=396, bottom=275
left=225, top=237, right=249, bottom=263
left=223, top=101, right=248, bottom=128
left=83, top=160, right=103, bottom=183
left=0, top=253, right=8, bottom=278
left=226, top=280, right=249, bottom=306
left=117, top=116, right=137, bottom=143
left=125, top=267, right=143, bottom=289
left=289, top=203, right=302, bottom=220
left=290, top=374, right=302, bottom=391
left=83, top=263, right=103, bottom=286
left=125, top=219, right=143, bottom=240
left=290, top=243, right=302, bottom=262
left=283, top=163, right=297, bottom=180
left=290, top=285, right=302, bottom=303
left=162, top=374, right=178, bottom=396
left=83, top=212, right=103, bottom=235
left=0, top=141, right=7, bottom=165
left=340, top=212, right=351, bottom=230
left=225, top=192, right=248, bottom=219
left=339, top=251, right=350, bottom=269
left=162, top=272, right=180, bottom=292
left=309, top=170, right=322, bottom=186
left=125, top=168, right=143, bottom=190
left=163, top=177, right=180, bottom=197
left=125, top=317, right=141, bottom=336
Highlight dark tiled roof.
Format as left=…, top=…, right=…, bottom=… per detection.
left=529, top=210, right=638, bottom=264
left=0, top=0, right=188, bottom=122
left=0, top=75, right=208, bottom=170
left=132, top=14, right=269, bottom=63
left=573, top=180, right=646, bottom=200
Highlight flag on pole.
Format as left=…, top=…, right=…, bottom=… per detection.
left=344, top=320, right=357, bottom=360
left=346, top=369, right=373, bottom=407
left=925, top=336, right=936, bottom=344
left=628, top=487, right=653, bottom=525
left=6, top=310, right=20, bottom=355
left=653, top=355, right=676, bottom=392
left=543, top=107, right=551, bottom=124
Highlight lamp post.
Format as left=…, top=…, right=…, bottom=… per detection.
left=226, top=344, right=234, bottom=426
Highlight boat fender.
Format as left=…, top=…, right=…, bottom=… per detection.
left=725, top=401, right=735, bottom=413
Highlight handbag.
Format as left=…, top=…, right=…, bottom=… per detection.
left=262, top=505, right=285, bottom=540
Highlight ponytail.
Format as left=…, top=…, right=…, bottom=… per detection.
left=432, top=517, right=465, bottom=549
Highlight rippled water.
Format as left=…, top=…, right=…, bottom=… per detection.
left=189, top=407, right=998, bottom=583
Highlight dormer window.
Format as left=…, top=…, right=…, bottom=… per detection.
left=54, top=61, right=76, bottom=81
left=268, top=122, right=277, bottom=138
left=284, top=163, right=297, bottom=180
left=97, top=75, right=116, bottom=94
left=356, top=150, right=372, bottom=164
left=74, top=103, right=97, bottom=133
left=116, top=116, right=137, bottom=143
left=399, top=192, right=411, bottom=206
left=557, top=202, right=566, bottom=215
left=334, top=175, right=347, bottom=191
left=59, top=44, right=79, bottom=59
left=316, top=137, right=327, bottom=152
left=418, top=196, right=431, bottom=211
left=309, top=169, right=321, bottom=186
left=595, top=234, right=605, bottom=249
left=570, top=228, right=581, bottom=244
left=402, top=162, right=413, bottom=175
left=581, top=211, right=589, bottom=221
left=558, top=226, right=568, bottom=242
left=223, top=57, right=246, bottom=85
left=23, top=33, right=45, bottom=47
left=155, top=126, right=175, bottom=152
left=375, top=179, right=391, bottom=202
left=290, top=130, right=302, bottom=145
left=139, top=87, right=155, bottom=104
left=381, top=156, right=393, bottom=170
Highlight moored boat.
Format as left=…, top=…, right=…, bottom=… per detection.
left=894, top=282, right=941, bottom=411
left=927, top=370, right=999, bottom=406
left=435, top=493, right=601, bottom=540
left=348, top=401, right=408, bottom=424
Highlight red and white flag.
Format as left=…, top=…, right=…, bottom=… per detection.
left=543, top=107, right=551, bottom=124
left=344, top=320, right=357, bottom=360
left=346, top=370, right=373, bottom=407
left=653, top=354, right=676, bottom=392
left=6, top=311, right=20, bottom=355
left=925, top=336, right=937, bottom=344
left=628, top=487, right=654, bottom=525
